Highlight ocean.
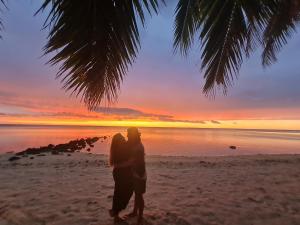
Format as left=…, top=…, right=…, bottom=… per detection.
left=0, top=125, right=299, bottom=156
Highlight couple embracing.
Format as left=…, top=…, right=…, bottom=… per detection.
left=109, top=127, right=147, bottom=225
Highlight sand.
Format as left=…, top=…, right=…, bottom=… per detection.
left=0, top=153, right=300, bottom=225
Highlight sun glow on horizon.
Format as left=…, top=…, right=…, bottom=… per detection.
left=1, top=116, right=300, bottom=131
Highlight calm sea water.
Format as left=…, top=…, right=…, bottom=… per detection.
left=0, top=125, right=299, bottom=156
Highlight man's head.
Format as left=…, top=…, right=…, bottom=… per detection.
left=127, top=127, right=141, bottom=144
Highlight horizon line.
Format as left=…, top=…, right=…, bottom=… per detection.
left=1, top=123, right=300, bottom=133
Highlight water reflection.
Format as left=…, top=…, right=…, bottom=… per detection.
left=0, top=125, right=299, bottom=156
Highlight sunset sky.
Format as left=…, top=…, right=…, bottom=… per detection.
left=1, top=0, right=300, bottom=130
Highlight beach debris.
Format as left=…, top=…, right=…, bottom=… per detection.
left=8, top=156, right=21, bottom=161
left=14, top=136, right=105, bottom=157
left=229, top=145, right=237, bottom=149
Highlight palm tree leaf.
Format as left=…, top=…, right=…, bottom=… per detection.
left=262, top=0, right=300, bottom=67
left=199, top=0, right=249, bottom=95
left=173, top=0, right=294, bottom=95
left=37, top=0, right=162, bottom=110
left=0, top=0, right=7, bottom=39
left=173, top=0, right=201, bottom=55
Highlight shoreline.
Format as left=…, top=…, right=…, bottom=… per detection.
left=2, top=150, right=300, bottom=159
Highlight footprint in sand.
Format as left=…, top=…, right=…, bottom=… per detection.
left=0, top=208, right=45, bottom=225
left=163, top=212, right=191, bottom=225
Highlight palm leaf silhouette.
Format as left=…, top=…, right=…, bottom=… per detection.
left=0, top=0, right=7, bottom=39
left=174, top=0, right=300, bottom=95
left=1, top=0, right=300, bottom=107
left=262, top=0, right=300, bottom=66
left=37, top=0, right=162, bottom=110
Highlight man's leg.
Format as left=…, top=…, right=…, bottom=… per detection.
left=136, top=194, right=144, bottom=225
left=125, top=193, right=138, bottom=218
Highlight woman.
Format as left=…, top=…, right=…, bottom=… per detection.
left=109, top=133, right=133, bottom=223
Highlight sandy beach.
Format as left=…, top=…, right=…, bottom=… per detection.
left=0, top=152, right=299, bottom=225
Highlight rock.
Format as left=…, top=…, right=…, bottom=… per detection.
left=67, top=154, right=71, bottom=156
left=47, top=144, right=55, bottom=149
left=51, top=150, right=59, bottom=155
left=86, top=148, right=91, bottom=152
left=5, top=151, right=14, bottom=154
left=8, top=156, right=21, bottom=161
left=229, top=145, right=237, bottom=149
left=30, top=157, right=34, bottom=159
left=14, top=136, right=102, bottom=156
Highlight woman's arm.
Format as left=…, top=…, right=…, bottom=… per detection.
left=113, top=158, right=134, bottom=168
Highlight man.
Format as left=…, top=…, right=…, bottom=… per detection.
left=126, top=127, right=147, bottom=225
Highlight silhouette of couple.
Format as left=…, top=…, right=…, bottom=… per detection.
left=109, top=127, right=147, bottom=225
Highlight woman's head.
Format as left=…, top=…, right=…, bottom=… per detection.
left=110, top=133, right=126, bottom=166
left=127, top=127, right=141, bottom=145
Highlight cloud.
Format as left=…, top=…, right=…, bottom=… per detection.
left=95, top=107, right=205, bottom=124
left=211, top=120, right=221, bottom=124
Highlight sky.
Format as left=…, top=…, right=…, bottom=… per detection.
left=0, top=0, right=300, bottom=130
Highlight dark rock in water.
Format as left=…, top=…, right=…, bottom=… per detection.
left=229, top=145, right=237, bottom=149
left=30, top=157, right=34, bottom=159
left=103, top=136, right=107, bottom=140
left=67, top=154, right=71, bottom=156
left=8, top=156, right=21, bottom=161
left=51, top=150, right=59, bottom=155
left=48, top=144, right=55, bottom=149
left=14, top=136, right=102, bottom=156
left=86, top=137, right=99, bottom=147
left=86, top=148, right=91, bottom=152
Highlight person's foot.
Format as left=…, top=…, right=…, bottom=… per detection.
left=136, top=216, right=144, bottom=225
left=114, top=216, right=126, bottom=224
left=109, top=209, right=115, bottom=217
left=124, top=211, right=138, bottom=218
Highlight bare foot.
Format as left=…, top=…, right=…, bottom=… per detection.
left=109, top=209, right=115, bottom=217
left=124, top=211, right=137, bottom=219
left=114, top=216, right=127, bottom=224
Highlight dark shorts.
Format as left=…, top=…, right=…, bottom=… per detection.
left=133, top=177, right=146, bottom=194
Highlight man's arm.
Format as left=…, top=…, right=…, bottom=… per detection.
left=113, top=158, right=134, bottom=168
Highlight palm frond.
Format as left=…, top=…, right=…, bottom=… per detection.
left=173, top=0, right=201, bottom=55
left=262, top=0, right=300, bottom=66
left=200, top=0, right=249, bottom=95
left=37, top=0, right=162, bottom=110
left=173, top=0, right=300, bottom=95
left=0, top=0, right=7, bottom=39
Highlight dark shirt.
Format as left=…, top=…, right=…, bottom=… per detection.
left=131, top=143, right=146, bottom=178
left=113, top=143, right=131, bottom=165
